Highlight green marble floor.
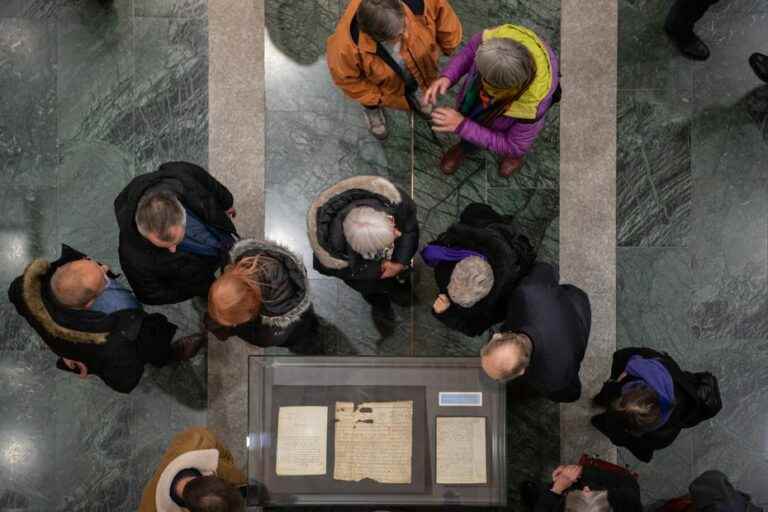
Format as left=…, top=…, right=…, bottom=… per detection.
left=264, top=0, right=561, bottom=509
left=617, top=0, right=768, bottom=506
left=0, top=0, right=208, bottom=509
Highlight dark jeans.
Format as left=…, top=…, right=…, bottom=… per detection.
left=666, top=0, right=720, bottom=41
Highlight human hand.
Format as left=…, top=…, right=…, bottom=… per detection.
left=424, top=77, right=451, bottom=105
left=431, top=107, right=464, bottom=133
left=63, top=358, right=89, bottom=379
left=380, top=260, right=405, bottom=279
left=551, top=465, right=582, bottom=494
left=433, top=294, right=451, bottom=313
left=226, top=207, right=237, bottom=218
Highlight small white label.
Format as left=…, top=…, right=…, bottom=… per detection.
left=439, top=392, right=483, bottom=407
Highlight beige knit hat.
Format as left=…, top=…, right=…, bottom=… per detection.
left=447, top=256, right=494, bottom=308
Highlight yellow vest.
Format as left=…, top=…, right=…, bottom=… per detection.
left=481, top=24, right=554, bottom=120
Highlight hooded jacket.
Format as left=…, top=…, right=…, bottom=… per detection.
left=7, top=245, right=177, bottom=394
left=440, top=24, right=560, bottom=157
left=138, top=427, right=246, bottom=512
left=307, top=175, right=419, bottom=281
left=428, top=203, right=535, bottom=336
left=114, top=161, right=237, bottom=306
left=326, top=0, right=462, bottom=110
left=207, top=239, right=315, bottom=348
left=591, top=347, right=719, bottom=463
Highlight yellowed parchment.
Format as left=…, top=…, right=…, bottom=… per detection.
left=333, top=401, right=413, bottom=484
left=436, top=416, right=487, bottom=484
left=276, top=406, right=328, bottom=476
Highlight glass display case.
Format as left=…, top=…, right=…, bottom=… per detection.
left=247, top=356, right=507, bottom=506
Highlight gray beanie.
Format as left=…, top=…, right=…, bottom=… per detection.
left=447, top=256, right=494, bottom=308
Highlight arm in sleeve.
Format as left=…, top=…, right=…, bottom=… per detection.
left=546, top=380, right=582, bottom=403
left=214, top=436, right=247, bottom=485
left=591, top=413, right=655, bottom=463
left=430, top=0, right=463, bottom=55
left=440, top=32, right=482, bottom=84
left=326, top=39, right=383, bottom=107
left=534, top=489, right=563, bottom=512
left=520, top=262, right=559, bottom=287
left=120, top=256, right=188, bottom=306
left=158, top=161, right=234, bottom=210
left=391, top=191, right=420, bottom=264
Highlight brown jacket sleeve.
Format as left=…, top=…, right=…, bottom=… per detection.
left=429, top=0, right=463, bottom=55
left=326, top=34, right=383, bottom=107
left=214, top=436, right=247, bottom=485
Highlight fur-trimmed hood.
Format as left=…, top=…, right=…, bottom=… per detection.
left=230, top=239, right=311, bottom=329
left=306, top=176, right=403, bottom=270
left=18, top=259, right=108, bottom=344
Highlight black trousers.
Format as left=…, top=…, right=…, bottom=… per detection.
left=666, top=0, right=720, bottom=41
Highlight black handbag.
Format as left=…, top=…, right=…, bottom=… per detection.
left=693, top=371, right=723, bottom=421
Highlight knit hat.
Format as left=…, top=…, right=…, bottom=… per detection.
left=447, top=256, right=494, bottom=308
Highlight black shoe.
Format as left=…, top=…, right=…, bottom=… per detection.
left=519, top=480, right=540, bottom=510
left=171, top=332, right=207, bottom=361
left=666, top=30, right=711, bottom=60
left=367, top=295, right=395, bottom=321
left=750, top=52, right=768, bottom=83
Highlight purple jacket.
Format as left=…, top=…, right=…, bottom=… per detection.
left=440, top=32, right=560, bottom=158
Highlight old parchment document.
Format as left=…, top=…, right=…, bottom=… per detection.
left=436, top=417, right=487, bottom=484
left=275, top=406, right=328, bottom=476
left=333, top=401, right=413, bottom=484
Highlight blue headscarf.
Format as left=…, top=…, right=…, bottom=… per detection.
left=622, top=356, right=676, bottom=430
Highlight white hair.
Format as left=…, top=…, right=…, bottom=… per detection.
left=342, top=206, right=395, bottom=259
left=134, top=188, right=187, bottom=241
left=565, top=490, right=611, bottom=512
left=475, top=37, right=535, bottom=90
left=448, top=256, right=494, bottom=308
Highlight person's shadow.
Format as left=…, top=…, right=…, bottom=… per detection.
left=743, top=85, right=768, bottom=143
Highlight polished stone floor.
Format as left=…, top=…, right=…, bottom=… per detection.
left=0, top=1, right=208, bottom=509
left=264, top=0, right=560, bottom=508
left=617, top=0, right=768, bottom=506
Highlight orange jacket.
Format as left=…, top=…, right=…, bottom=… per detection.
left=326, top=0, right=463, bottom=110
left=138, top=427, right=246, bottom=512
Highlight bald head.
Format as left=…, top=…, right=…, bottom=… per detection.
left=50, top=259, right=108, bottom=309
left=480, top=332, right=532, bottom=382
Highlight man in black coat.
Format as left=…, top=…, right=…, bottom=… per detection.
left=480, top=263, right=590, bottom=403
left=423, top=202, right=535, bottom=336
left=7, top=245, right=204, bottom=394
left=114, top=161, right=238, bottom=305
left=307, top=175, right=419, bottom=318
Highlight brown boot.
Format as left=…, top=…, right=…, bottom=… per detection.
left=171, top=332, right=207, bottom=361
left=440, top=143, right=466, bottom=175
left=498, top=155, right=525, bottom=178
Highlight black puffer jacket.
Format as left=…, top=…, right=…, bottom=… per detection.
left=307, top=176, right=419, bottom=281
left=592, top=347, right=721, bottom=463
left=7, top=245, right=177, bottom=394
left=428, top=203, right=535, bottom=336
left=207, top=239, right=315, bottom=348
left=114, top=161, right=237, bottom=305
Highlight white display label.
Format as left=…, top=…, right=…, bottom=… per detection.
left=439, top=392, right=483, bottom=407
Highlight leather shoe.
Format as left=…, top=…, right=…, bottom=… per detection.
left=498, top=155, right=525, bottom=178
left=439, top=143, right=466, bottom=175
left=171, top=333, right=206, bottom=361
left=750, top=52, right=768, bottom=83
left=666, top=30, right=710, bottom=61
left=519, top=480, right=541, bottom=510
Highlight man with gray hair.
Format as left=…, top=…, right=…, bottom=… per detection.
left=307, top=175, right=419, bottom=319
left=326, top=0, right=462, bottom=139
left=115, top=161, right=238, bottom=305
left=424, top=24, right=560, bottom=177
left=480, top=262, right=590, bottom=403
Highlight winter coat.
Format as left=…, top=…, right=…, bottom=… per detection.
left=206, top=239, right=316, bottom=348
left=7, top=245, right=177, bottom=394
left=308, top=175, right=419, bottom=282
left=428, top=203, right=535, bottom=336
left=534, top=465, right=643, bottom=512
left=440, top=25, right=560, bottom=157
left=689, top=471, right=763, bottom=512
left=138, top=427, right=246, bottom=512
left=326, top=0, right=462, bottom=110
left=114, top=161, right=237, bottom=306
left=501, top=263, right=591, bottom=403
left=591, top=347, right=718, bottom=463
